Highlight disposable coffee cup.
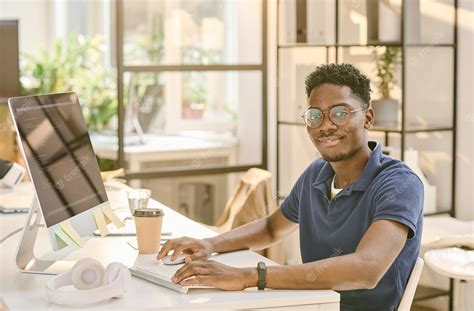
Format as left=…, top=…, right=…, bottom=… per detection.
left=133, top=208, right=164, bottom=254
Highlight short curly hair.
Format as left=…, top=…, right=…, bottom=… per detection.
left=305, top=63, right=372, bottom=107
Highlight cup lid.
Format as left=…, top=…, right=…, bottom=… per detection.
left=133, top=208, right=164, bottom=217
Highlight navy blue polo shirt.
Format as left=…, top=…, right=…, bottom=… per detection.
left=281, top=141, right=423, bottom=311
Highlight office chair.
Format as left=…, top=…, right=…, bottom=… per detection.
left=215, top=168, right=275, bottom=232
left=398, top=257, right=425, bottom=311
left=213, top=168, right=283, bottom=263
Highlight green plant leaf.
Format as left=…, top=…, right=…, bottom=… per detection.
left=372, top=46, right=402, bottom=99
left=20, top=33, right=117, bottom=133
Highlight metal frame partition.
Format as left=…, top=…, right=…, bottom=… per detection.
left=276, top=0, right=457, bottom=214
left=115, top=0, right=268, bottom=181
left=276, top=0, right=458, bottom=309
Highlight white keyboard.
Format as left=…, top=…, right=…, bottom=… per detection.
left=130, top=264, right=214, bottom=294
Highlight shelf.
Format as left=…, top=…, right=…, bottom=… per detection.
left=278, top=43, right=455, bottom=49
left=276, top=0, right=458, bottom=245
left=406, top=43, right=456, bottom=48
left=424, top=210, right=453, bottom=217
left=276, top=2, right=457, bottom=309
left=414, top=285, right=450, bottom=302
left=279, top=194, right=452, bottom=217
left=277, top=121, right=454, bottom=134
left=278, top=121, right=305, bottom=127
left=370, top=125, right=454, bottom=134
left=123, top=64, right=262, bottom=72
left=124, top=165, right=261, bottom=180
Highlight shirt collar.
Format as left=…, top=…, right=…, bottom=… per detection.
left=312, top=141, right=382, bottom=193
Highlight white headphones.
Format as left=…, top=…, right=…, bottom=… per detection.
left=46, top=258, right=131, bottom=306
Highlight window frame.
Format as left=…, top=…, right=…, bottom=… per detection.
left=115, top=0, right=268, bottom=180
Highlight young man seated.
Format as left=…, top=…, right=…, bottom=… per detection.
left=158, top=64, right=424, bottom=311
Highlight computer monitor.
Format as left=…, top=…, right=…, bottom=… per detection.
left=8, top=92, right=109, bottom=251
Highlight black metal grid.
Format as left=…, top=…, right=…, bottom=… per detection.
left=276, top=1, right=458, bottom=309
left=115, top=0, right=268, bottom=180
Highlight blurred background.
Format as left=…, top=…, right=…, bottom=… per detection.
left=0, top=1, right=472, bottom=310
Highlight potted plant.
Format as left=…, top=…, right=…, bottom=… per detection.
left=20, top=33, right=117, bottom=133
left=371, top=46, right=402, bottom=127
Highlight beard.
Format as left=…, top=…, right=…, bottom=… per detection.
left=319, top=145, right=361, bottom=163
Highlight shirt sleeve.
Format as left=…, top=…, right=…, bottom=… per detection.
left=372, top=167, right=424, bottom=239
left=280, top=180, right=300, bottom=223
left=280, top=161, right=319, bottom=223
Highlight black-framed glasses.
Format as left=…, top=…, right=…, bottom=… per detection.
left=301, top=106, right=367, bottom=128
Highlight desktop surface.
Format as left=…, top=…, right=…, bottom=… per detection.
left=0, top=182, right=34, bottom=213
left=0, top=185, right=340, bottom=310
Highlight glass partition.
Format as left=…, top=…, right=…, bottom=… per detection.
left=123, top=0, right=262, bottom=65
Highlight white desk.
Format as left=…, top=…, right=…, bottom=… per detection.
left=0, top=184, right=339, bottom=310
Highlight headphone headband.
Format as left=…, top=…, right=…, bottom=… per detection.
left=46, top=259, right=130, bottom=306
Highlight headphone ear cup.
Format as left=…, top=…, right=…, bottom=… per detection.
left=104, top=263, right=122, bottom=285
left=104, top=263, right=131, bottom=297
left=71, top=258, right=105, bottom=290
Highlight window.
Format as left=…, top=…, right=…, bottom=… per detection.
left=117, top=0, right=266, bottom=175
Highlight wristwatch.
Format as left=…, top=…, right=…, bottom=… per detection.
left=257, top=261, right=266, bottom=290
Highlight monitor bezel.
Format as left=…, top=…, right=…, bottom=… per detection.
left=8, top=92, right=110, bottom=250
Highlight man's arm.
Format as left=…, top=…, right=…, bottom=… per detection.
left=256, top=219, right=408, bottom=290
left=209, top=208, right=298, bottom=253
left=174, top=219, right=408, bottom=291
left=158, top=208, right=298, bottom=260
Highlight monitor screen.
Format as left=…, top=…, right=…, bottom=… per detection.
left=9, top=93, right=108, bottom=227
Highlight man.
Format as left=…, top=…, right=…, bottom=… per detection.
left=158, top=64, right=424, bottom=311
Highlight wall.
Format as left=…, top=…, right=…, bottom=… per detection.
left=0, top=0, right=52, bottom=161
left=0, top=0, right=52, bottom=54
left=456, top=0, right=473, bottom=221
left=267, top=0, right=277, bottom=192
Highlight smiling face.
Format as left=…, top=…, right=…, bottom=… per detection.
left=306, top=83, right=374, bottom=162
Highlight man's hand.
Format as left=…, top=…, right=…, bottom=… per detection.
left=157, top=237, right=214, bottom=262
left=172, top=260, right=257, bottom=291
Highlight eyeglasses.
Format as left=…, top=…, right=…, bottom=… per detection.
left=301, top=105, right=367, bottom=128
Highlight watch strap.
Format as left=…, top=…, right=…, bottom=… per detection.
left=257, top=261, right=266, bottom=290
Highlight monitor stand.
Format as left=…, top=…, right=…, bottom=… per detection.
left=15, top=195, right=76, bottom=275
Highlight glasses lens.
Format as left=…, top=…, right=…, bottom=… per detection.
left=330, top=106, right=350, bottom=125
left=304, top=108, right=323, bottom=127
